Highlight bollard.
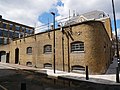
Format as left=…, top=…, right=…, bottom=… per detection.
left=21, top=83, right=26, bottom=90
left=86, top=66, right=89, bottom=80
left=116, top=67, right=119, bottom=83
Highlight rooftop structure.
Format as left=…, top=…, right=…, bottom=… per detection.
left=65, top=10, right=109, bottom=25
left=65, top=10, right=112, bottom=40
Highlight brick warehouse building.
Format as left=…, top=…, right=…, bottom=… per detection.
left=0, top=20, right=113, bottom=74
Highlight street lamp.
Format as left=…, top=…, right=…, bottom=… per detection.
left=112, top=0, right=120, bottom=83
left=51, top=12, right=56, bottom=73
left=112, top=0, right=119, bottom=59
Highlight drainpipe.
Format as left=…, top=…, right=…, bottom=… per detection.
left=51, top=12, right=56, bottom=73
left=58, top=23, right=65, bottom=71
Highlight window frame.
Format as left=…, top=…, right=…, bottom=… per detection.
left=71, top=41, right=84, bottom=52
left=44, top=63, right=52, bottom=68
left=2, top=22, right=7, bottom=29
left=9, top=24, right=13, bottom=30
left=15, top=25, right=20, bottom=31
left=26, top=47, right=32, bottom=55
left=44, top=45, right=52, bottom=54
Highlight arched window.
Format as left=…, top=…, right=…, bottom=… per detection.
left=44, top=63, right=52, bottom=68
left=71, top=41, right=84, bottom=52
left=26, top=47, right=32, bottom=54
left=26, top=61, right=32, bottom=67
left=44, top=45, right=52, bottom=53
left=71, top=65, right=85, bottom=73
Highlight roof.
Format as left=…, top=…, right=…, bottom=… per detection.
left=0, top=18, right=34, bottom=29
left=81, top=10, right=108, bottom=19
left=65, top=10, right=109, bottom=25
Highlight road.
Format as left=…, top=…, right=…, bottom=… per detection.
left=0, top=63, right=46, bottom=90
left=0, top=62, right=120, bottom=90
left=0, top=63, right=79, bottom=90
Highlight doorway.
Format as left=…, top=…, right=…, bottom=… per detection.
left=6, top=53, right=10, bottom=63
left=0, top=51, right=6, bottom=63
left=15, top=48, right=19, bottom=64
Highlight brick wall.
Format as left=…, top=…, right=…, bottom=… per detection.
left=0, top=21, right=112, bottom=74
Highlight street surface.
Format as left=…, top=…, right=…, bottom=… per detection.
left=0, top=59, right=119, bottom=90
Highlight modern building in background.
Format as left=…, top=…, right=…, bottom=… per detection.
left=0, top=15, right=34, bottom=45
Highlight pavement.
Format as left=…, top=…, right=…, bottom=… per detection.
left=0, top=58, right=119, bottom=85
left=106, top=58, right=118, bottom=74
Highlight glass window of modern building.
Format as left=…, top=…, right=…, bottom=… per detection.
left=22, top=27, right=25, bottom=32
left=4, top=38, right=7, bottom=44
left=0, top=30, right=3, bottom=36
left=3, top=30, right=8, bottom=37
left=9, top=31, right=13, bottom=38
left=26, top=28, right=29, bottom=33
left=0, top=38, right=3, bottom=44
left=10, top=24, right=13, bottom=30
left=2, top=23, right=7, bottom=29
left=14, top=32, right=19, bottom=38
left=0, top=16, right=34, bottom=45
left=29, top=30, right=33, bottom=34
left=16, top=25, right=20, bottom=31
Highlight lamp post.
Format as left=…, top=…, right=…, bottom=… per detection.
left=112, top=0, right=119, bottom=59
left=51, top=12, right=56, bottom=73
left=112, top=0, right=120, bottom=83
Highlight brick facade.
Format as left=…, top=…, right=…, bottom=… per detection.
left=0, top=21, right=112, bottom=74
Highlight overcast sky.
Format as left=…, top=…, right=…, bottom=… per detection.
left=0, top=0, right=120, bottom=34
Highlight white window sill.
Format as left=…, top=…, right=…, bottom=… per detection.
left=71, top=51, right=85, bottom=53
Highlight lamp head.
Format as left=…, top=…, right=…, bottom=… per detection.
left=51, top=12, right=55, bottom=15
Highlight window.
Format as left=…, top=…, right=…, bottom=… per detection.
left=0, top=30, right=3, bottom=36
left=0, top=38, right=3, bottom=44
left=22, top=27, right=25, bottom=32
left=29, top=29, right=34, bottom=34
left=4, top=38, right=7, bottom=44
left=25, top=28, right=29, bottom=33
left=71, top=41, right=84, bottom=52
left=9, top=24, right=13, bottom=30
left=14, top=32, right=19, bottom=38
left=44, top=45, right=52, bottom=53
left=3, top=30, right=8, bottom=37
left=2, top=23, right=7, bottom=29
left=26, top=61, right=32, bottom=66
left=9, top=31, right=13, bottom=38
left=72, top=65, right=85, bottom=71
left=71, top=65, right=85, bottom=73
left=26, top=47, right=32, bottom=54
left=44, top=63, right=52, bottom=68
left=16, top=25, right=20, bottom=31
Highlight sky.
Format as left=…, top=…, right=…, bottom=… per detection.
left=0, top=0, right=120, bottom=35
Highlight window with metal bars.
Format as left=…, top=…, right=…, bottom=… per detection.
left=26, top=47, right=32, bottom=54
left=71, top=41, right=84, bottom=52
left=44, top=45, right=52, bottom=53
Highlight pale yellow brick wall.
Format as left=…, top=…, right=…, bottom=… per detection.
left=0, top=21, right=112, bottom=74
